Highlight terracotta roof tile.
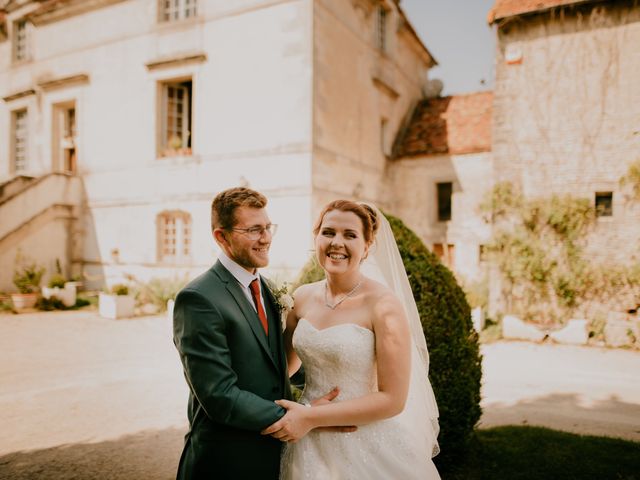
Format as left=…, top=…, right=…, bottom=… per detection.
left=394, top=91, right=493, bottom=158
left=488, top=0, right=603, bottom=24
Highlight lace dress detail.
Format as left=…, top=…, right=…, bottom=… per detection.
left=280, top=319, right=439, bottom=480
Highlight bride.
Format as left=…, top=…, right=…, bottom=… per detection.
left=261, top=200, right=440, bottom=479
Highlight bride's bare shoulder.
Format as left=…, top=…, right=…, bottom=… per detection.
left=363, top=279, right=404, bottom=321
left=293, top=280, right=324, bottom=304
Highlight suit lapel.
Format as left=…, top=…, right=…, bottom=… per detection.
left=212, top=261, right=278, bottom=372
left=261, top=278, right=287, bottom=375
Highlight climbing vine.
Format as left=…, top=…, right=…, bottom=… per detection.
left=482, top=182, right=640, bottom=326
left=620, top=159, right=640, bottom=202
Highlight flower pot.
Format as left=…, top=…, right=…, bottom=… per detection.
left=42, top=282, right=77, bottom=307
left=99, top=293, right=135, bottom=319
left=11, top=292, right=39, bottom=311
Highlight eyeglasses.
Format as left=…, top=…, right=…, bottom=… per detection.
left=228, top=224, right=278, bottom=240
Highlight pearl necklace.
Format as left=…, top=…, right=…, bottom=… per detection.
left=324, top=278, right=363, bottom=310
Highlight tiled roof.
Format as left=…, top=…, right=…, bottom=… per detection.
left=394, top=91, right=493, bottom=158
left=487, top=0, right=603, bottom=24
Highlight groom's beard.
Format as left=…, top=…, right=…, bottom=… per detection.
left=229, top=242, right=270, bottom=270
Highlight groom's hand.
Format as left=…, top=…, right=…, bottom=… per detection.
left=311, top=387, right=357, bottom=433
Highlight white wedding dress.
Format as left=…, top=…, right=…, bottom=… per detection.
left=280, top=318, right=440, bottom=480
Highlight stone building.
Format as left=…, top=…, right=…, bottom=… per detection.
left=388, top=0, right=640, bottom=320
left=486, top=0, right=640, bottom=319
left=391, top=91, right=493, bottom=283
left=488, top=0, right=640, bottom=264
left=0, top=0, right=435, bottom=291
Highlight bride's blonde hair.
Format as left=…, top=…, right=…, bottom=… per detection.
left=313, top=200, right=379, bottom=245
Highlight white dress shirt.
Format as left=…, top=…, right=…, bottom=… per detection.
left=218, top=251, right=265, bottom=313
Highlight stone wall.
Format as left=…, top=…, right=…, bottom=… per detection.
left=391, top=151, right=494, bottom=282
left=311, top=0, right=432, bottom=217
left=492, top=1, right=640, bottom=265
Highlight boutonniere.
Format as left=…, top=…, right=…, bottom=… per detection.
left=266, top=280, right=294, bottom=331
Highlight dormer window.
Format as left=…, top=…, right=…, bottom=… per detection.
left=160, top=0, right=197, bottom=22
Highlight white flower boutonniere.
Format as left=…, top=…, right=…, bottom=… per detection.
left=267, top=281, right=294, bottom=332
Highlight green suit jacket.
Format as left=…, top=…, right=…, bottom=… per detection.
left=173, top=260, right=292, bottom=480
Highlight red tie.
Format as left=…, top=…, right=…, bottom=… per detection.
left=249, top=279, right=269, bottom=335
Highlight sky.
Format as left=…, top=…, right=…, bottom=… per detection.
left=401, top=0, right=497, bottom=96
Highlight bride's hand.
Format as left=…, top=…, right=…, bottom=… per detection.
left=261, top=399, right=313, bottom=443
left=309, top=387, right=358, bottom=433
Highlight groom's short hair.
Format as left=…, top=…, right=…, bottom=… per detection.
left=211, top=187, right=268, bottom=231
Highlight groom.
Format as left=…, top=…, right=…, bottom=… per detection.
left=174, top=187, right=345, bottom=479
left=173, top=187, right=290, bottom=479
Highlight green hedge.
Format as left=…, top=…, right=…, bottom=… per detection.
left=293, top=212, right=482, bottom=458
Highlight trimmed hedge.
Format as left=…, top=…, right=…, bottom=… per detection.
left=293, top=212, right=482, bottom=458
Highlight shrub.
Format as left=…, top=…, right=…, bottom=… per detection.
left=13, top=256, right=45, bottom=294
left=294, top=213, right=482, bottom=458
left=36, top=296, right=65, bottom=311
left=110, top=284, right=129, bottom=296
left=130, top=276, right=189, bottom=311
left=481, top=181, right=640, bottom=326
left=48, top=274, right=66, bottom=289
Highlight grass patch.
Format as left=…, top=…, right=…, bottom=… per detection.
left=436, top=426, right=640, bottom=479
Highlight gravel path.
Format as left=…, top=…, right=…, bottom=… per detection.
left=1, top=310, right=638, bottom=479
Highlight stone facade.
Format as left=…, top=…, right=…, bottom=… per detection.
left=486, top=0, right=640, bottom=322
left=391, top=92, right=493, bottom=283
left=311, top=0, right=435, bottom=216
left=0, top=0, right=433, bottom=290
left=490, top=0, right=640, bottom=265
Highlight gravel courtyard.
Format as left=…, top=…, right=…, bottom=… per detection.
left=1, top=310, right=639, bottom=479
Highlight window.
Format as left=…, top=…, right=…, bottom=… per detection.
left=157, top=211, right=192, bottom=263
left=13, top=20, right=29, bottom=62
left=11, top=109, right=28, bottom=173
left=380, top=118, right=390, bottom=156
left=160, top=0, right=197, bottom=22
left=53, top=102, right=77, bottom=174
left=375, top=6, right=387, bottom=52
left=595, top=192, right=613, bottom=217
left=479, top=244, right=488, bottom=262
left=160, top=79, right=192, bottom=156
left=437, top=182, right=453, bottom=222
left=433, top=243, right=455, bottom=269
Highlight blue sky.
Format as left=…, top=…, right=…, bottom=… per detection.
left=401, top=0, right=497, bottom=96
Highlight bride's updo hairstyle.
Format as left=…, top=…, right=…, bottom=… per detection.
left=313, top=200, right=379, bottom=245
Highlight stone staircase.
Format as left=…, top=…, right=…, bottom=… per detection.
left=0, top=173, right=84, bottom=292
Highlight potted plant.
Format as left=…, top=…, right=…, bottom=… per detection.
left=42, top=274, right=77, bottom=308
left=99, top=283, right=135, bottom=319
left=11, top=259, right=45, bottom=311
left=163, top=134, right=192, bottom=157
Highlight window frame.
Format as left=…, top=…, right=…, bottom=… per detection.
left=158, top=78, right=193, bottom=157
left=380, top=118, right=390, bottom=156
left=11, top=108, right=29, bottom=174
left=433, top=243, right=456, bottom=269
left=157, top=210, right=192, bottom=264
left=158, top=0, right=198, bottom=23
left=52, top=101, right=78, bottom=174
left=436, top=182, right=453, bottom=222
left=375, top=5, right=388, bottom=52
left=595, top=191, right=613, bottom=218
left=12, top=19, right=30, bottom=63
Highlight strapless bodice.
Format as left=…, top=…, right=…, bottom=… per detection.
left=293, top=318, right=377, bottom=402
